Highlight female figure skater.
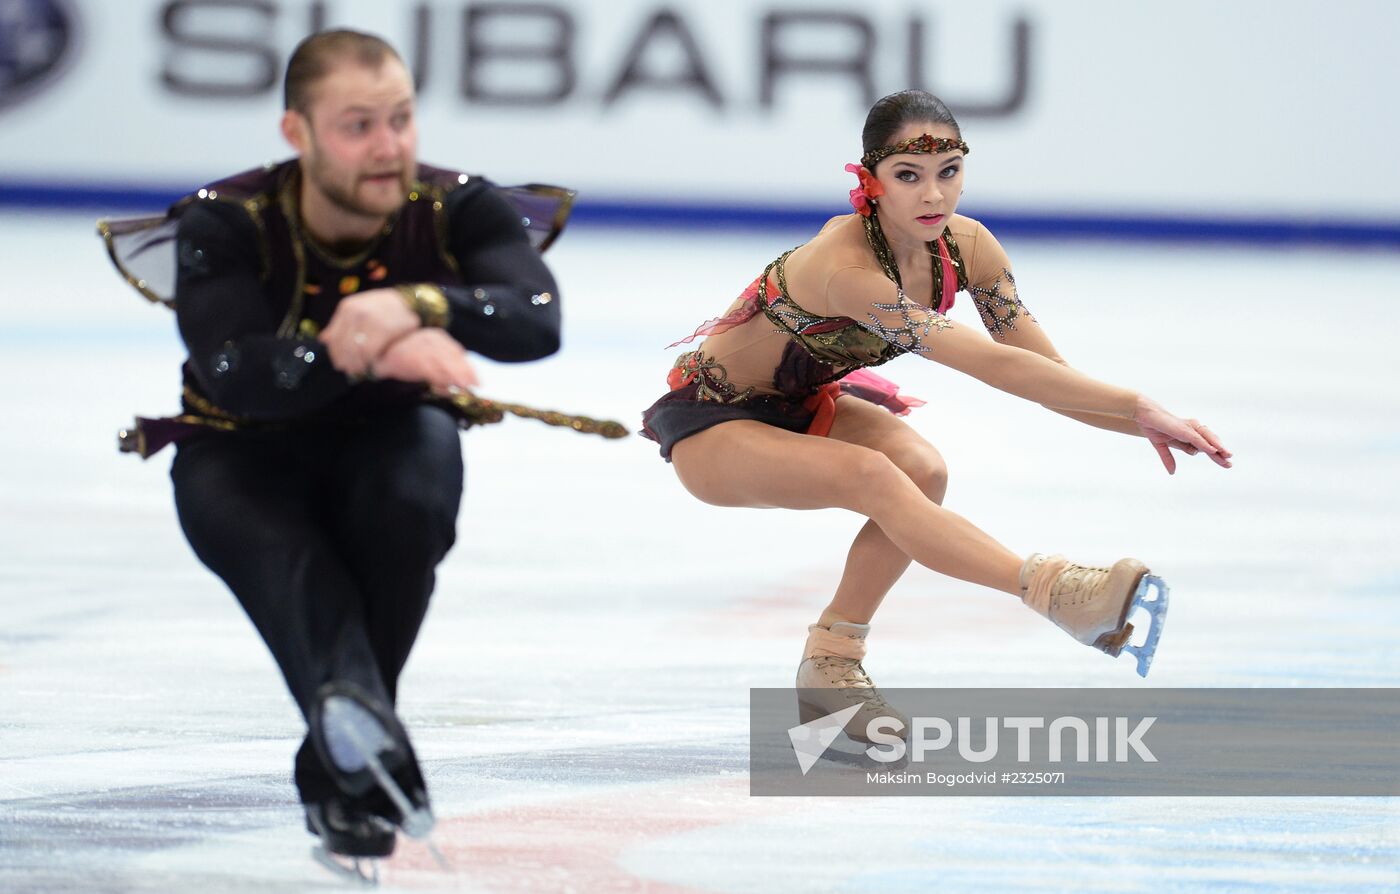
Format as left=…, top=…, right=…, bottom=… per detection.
left=640, top=90, right=1231, bottom=739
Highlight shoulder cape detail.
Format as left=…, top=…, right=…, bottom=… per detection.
left=95, top=163, right=576, bottom=308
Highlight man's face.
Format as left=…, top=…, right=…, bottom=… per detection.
left=290, top=57, right=418, bottom=220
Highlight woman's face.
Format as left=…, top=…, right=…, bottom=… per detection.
left=870, top=121, right=965, bottom=244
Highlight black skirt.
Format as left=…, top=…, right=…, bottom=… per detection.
left=639, top=380, right=815, bottom=461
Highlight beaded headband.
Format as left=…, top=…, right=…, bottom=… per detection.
left=861, top=134, right=970, bottom=170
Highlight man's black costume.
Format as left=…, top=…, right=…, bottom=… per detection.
left=99, top=160, right=572, bottom=846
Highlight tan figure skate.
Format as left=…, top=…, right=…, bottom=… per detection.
left=1019, top=553, right=1170, bottom=677
left=796, top=622, right=909, bottom=743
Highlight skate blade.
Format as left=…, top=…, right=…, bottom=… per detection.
left=328, top=708, right=437, bottom=842
left=321, top=697, right=438, bottom=846
left=1119, top=574, right=1169, bottom=678
left=363, top=751, right=435, bottom=840
left=312, top=845, right=380, bottom=887
left=321, top=696, right=397, bottom=774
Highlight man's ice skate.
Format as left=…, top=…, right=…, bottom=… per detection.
left=1019, top=553, right=1170, bottom=677
left=309, top=682, right=449, bottom=869
left=795, top=622, right=909, bottom=744
left=305, top=797, right=395, bottom=886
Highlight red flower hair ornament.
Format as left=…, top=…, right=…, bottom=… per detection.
left=844, top=163, right=884, bottom=217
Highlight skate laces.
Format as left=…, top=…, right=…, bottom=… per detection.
left=1022, top=554, right=1067, bottom=617
left=803, top=625, right=893, bottom=708
left=1025, top=555, right=1114, bottom=615
left=1053, top=563, right=1111, bottom=607
left=813, top=655, right=874, bottom=688
left=811, top=656, right=893, bottom=709
left=1024, top=556, right=1120, bottom=618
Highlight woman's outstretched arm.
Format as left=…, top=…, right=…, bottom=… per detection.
left=952, top=223, right=1232, bottom=470
left=822, top=265, right=1229, bottom=472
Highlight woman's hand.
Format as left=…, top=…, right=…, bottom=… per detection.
left=371, top=328, right=479, bottom=393
left=1132, top=395, right=1233, bottom=474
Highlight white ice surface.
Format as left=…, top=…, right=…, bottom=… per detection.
left=0, top=211, right=1397, bottom=892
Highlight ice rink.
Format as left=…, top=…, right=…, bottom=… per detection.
left=1, top=210, right=1397, bottom=892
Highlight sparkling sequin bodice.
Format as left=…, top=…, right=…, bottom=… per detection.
left=759, top=250, right=900, bottom=380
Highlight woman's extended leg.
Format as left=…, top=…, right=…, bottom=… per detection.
left=673, top=408, right=1168, bottom=682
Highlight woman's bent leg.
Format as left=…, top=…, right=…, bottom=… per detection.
left=820, top=397, right=949, bottom=624
left=670, top=418, right=1022, bottom=595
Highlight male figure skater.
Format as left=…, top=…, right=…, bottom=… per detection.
left=160, top=29, right=563, bottom=873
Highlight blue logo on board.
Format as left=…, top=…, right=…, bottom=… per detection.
left=0, top=0, right=76, bottom=111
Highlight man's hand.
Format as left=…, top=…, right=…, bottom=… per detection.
left=371, top=328, right=479, bottom=393
left=320, top=288, right=420, bottom=376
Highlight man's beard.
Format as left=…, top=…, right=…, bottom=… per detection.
left=307, top=150, right=412, bottom=219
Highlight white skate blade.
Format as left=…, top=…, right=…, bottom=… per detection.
left=425, top=840, right=453, bottom=871
left=362, top=748, right=435, bottom=840
left=311, top=845, right=380, bottom=887
left=320, top=695, right=437, bottom=841
left=321, top=696, right=396, bottom=774
left=1120, top=574, right=1169, bottom=678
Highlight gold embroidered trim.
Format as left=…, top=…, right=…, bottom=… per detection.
left=861, top=213, right=968, bottom=305
left=118, top=414, right=240, bottom=458
left=943, top=229, right=969, bottom=292
left=276, top=173, right=310, bottom=337
left=672, top=351, right=754, bottom=404
left=428, top=180, right=461, bottom=279
left=181, top=384, right=243, bottom=422
left=241, top=193, right=273, bottom=285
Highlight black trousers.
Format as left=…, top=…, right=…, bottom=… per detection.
left=171, top=405, right=464, bottom=804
